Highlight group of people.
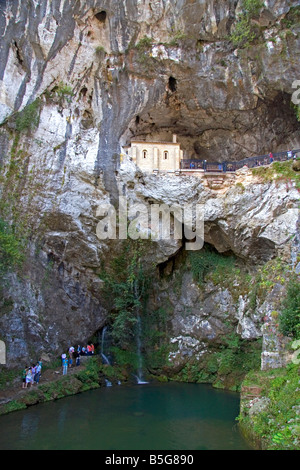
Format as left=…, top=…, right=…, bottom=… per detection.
left=21, top=343, right=97, bottom=385
left=22, top=361, right=42, bottom=388
left=187, top=150, right=296, bottom=171
left=61, top=344, right=95, bottom=375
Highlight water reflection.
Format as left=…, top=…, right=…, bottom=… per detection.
left=20, top=412, right=39, bottom=443
left=0, top=383, right=252, bottom=450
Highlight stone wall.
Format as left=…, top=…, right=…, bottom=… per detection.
left=126, top=138, right=182, bottom=172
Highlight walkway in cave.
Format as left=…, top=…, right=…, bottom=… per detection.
left=180, top=148, right=299, bottom=172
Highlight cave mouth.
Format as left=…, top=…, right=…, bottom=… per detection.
left=122, top=87, right=300, bottom=163
left=157, top=241, right=239, bottom=280
left=95, top=11, right=107, bottom=23
left=168, top=76, right=177, bottom=93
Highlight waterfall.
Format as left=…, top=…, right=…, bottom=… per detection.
left=100, top=327, right=118, bottom=387
left=105, top=378, right=112, bottom=387
left=134, top=280, right=148, bottom=385
left=101, top=326, right=111, bottom=365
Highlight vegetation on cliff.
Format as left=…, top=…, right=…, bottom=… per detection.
left=238, top=364, right=300, bottom=450
left=229, top=0, right=264, bottom=49
left=252, top=159, right=300, bottom=191
left=100, top=240, right=171, bottom=373
left=0, top=217, right=25, bottom=275
left=279, top=275, right=300, bottom=339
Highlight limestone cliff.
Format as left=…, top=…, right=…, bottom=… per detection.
left=0, top=0, right=299, bottom=369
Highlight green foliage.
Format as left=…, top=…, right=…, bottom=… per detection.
left=100, top=240, right=172, bottom=372
left=0, top=217, right=25, bottom=274
left=252, top=159, right=300, bottom=191
left=292, top=103, right=300, bottom=122
left=1, top=400, right=26, bottom=415
left=109, top=347, right=139, bottom=369
left=229, top=0, right=264, bottom=48
left=239, top=364, right=300, bottom=450
left=216, top=334, right=262, bottom=380
left=189, top=246, right=236, bottom=285
left=142, top=305, right=170, bottom=368
left=167, top=30, right=188, bottom=46
left=132, top=36, right=159, bottom=72
left=135, top=36, right=153, bottom=50
left=257, top=257, right=287, bottom=290
left=279, top=275, right=300, bottom=339
left=235, top=182, right=245, bottom=192
left=175, top=334, right=261, bottom=391
left=15, top=99, right=41, bottom=133
left=242, top=0, right=264, bottom=17
left=75, top=357, right=101, bottom=386
left=230, top=15, right=258, bottom=48
left=245, top=257, right=288, bottom=315
left=56, top=82, right=73, bottom=99
left=44, top=82, right=73, bottom=105
left=95, top=45, right=106, bottom=54
left=280, top=5, right=300, bottom=29
left=0, top=367, right=20, bottom=390
left=101, top=241, right=150, bottom=350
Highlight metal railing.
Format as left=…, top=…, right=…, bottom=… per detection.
left=180, top=149, right=300, bottom=172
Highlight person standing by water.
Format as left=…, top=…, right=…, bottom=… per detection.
left=68, top=346, right=74, bottom=366
left=22, top=367, right=28, bottom=389
left=75, top=350, right=80, bottom=367
left=31, top=364, right=37, bottom=384
left=62, top=354, right=68, bottom=375
left=25, top=367, right=34, bottom=388
left=34, top=362, right=42, bottom=384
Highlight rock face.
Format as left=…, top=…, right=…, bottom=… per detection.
left=0, top=0, right=299, bottom=367
left=119, top=157, right=299, bottom=369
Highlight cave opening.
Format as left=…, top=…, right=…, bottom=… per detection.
left=157, top=237, right=242, bottom=280
left=95, top=11, right=107, bottom=23
left=80, top=86, right=88, bottom=97
left=168, top=76, right=177, bottom=93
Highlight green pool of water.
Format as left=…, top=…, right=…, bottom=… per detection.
left=0, top=382, right=252, bottom=450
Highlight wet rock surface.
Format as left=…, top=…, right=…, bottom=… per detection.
left=0, top=0, right=299, bottom=367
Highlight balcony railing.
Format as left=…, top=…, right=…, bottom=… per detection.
left=180, top=149, right=300, bottom=172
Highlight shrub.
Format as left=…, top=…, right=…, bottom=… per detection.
left=15, top=99, right=41, bottom=133
left=279, top=276, right=300, bottom=339
left=189, top=246, right=235, bottom=285
left=55, top=82, right=73, bottom=100
left=242, top=0, right=264, bottom=17
left=135, top=36, right=153, bottom=50
left=101, top=241, right=150, bottom=350
left=95, top=46, right=106, bottom=54
left=239, top=364, right=300, bottom=450
left=229, top=0, right=264, bottom=48
left=0, top=217, right=25, bottom=274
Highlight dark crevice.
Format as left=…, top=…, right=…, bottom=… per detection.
left=95, top=11, right=107, bottom=23
left=14, top=41, right=23, bottom=65
left=168, top=76, right=177, bottom=93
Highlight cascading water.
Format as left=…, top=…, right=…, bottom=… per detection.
left=100, top=326, right=113, bottom=387
left=134, top=280, right=148, bottom=385
left=101, top=326, right=111, bottom=365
